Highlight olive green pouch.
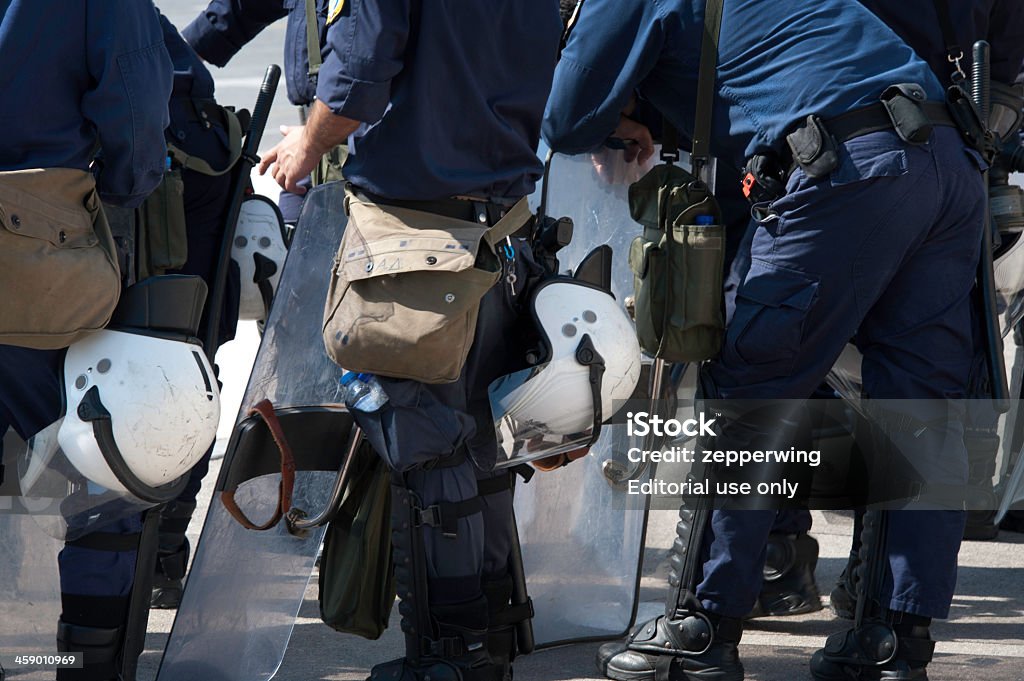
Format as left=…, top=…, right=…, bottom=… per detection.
left=318, top=441, right=395, bottom=640
left=627, top=165, right=725, bottom=362
left=138, top=164, right=188, bottom=279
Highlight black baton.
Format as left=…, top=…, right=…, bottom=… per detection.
left=203, top=64, right=282, bottom=359
left=971, top=42, right=1011, bottom=412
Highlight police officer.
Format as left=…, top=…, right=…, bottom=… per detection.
left=259, top=2, right=562, bottom=678
left=823, top=0, right=1024, bottom=619
left=0, top=2, right=172, bottom=680
left=148, top=11, right=241, bottom=610
left=544, top=1, right=985, bottom=680
left=861, top=0, right=1024, bottom=541
left=182, top=0, right=329, bottom=221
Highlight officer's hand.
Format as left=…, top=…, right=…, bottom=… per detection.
left=613, top=115, right=655, bottom=165
left=258, top=125, right=317, bottom=195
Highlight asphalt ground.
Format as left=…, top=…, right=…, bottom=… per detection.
left=144, top=6, right=1023, bottom=680
left=140, top=466, right=1024, bottom=681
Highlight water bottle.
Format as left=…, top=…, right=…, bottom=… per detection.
left=339, top=371, right=389, bottom=412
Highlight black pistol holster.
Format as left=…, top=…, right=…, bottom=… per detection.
left=741, top=154, right=788, bottom=205
left=946, top=84, right=999, bottom=164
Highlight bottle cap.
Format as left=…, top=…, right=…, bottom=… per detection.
left=695, top=215, right=715, bottom=225
left=339, top=371, right=357, bottom=386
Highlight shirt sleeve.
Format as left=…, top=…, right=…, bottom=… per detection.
left=182, top=0, right=289, bottom=67
left=315, top=0, right=412, bottom=122
left=542, top=0, right=667, bottom=155
left=83, top=0, right=173, bottom=208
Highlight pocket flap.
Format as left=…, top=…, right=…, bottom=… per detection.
left=628, top=236, right=651, bottom=278
left=739, top=259, right=818, bottom=311
left=340, top=199, right=491, bottom=281
left=0, top=169, right=96, bottom=248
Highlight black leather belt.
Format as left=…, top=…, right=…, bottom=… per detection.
left=352, top=185, right=524, bottom=230
left=823, top=100, right=956, bottom=144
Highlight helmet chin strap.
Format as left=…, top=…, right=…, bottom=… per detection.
left=574, top=333, right=607, bottom=447
left=76, top=386, right=189, bottom=504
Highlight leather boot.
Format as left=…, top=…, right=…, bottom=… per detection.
left=596, top=612, right=744, bottom=681
left=747, top=533, right=822, bottom=618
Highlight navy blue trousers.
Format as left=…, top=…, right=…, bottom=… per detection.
left=355, top=238, right=539, bottom=607
left=698, top=127, right=982, bottom=619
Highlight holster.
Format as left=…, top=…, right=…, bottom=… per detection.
left=946, top=84, right=998, bottom=164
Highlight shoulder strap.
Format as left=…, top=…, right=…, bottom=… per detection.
left=931, top=0, right=966, bottom=83
left=306, top=0, right=323, bottom=77
left=690, top=0, right=724, bottom=178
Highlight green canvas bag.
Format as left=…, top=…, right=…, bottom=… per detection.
left=318, top=440, right=396, bottom=640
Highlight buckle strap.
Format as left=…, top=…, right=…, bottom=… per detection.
left=65, top=532, right=142, bottom=552
left=415, top=497, right=484, bottom=538
left=422, top=635, right=467, bottom=658
left=492, top=599, right=534, bottom=627
left=476, top=474, right=513, bottom=497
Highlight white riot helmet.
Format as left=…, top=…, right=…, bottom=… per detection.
left=56, top=329, right=220, bottom=502
left=231, top=195, right=288, bottom=321
left=490, top=276, right=642, bottom=465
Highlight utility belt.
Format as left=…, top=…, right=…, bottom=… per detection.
left=742, top=83, right=964, bottom=206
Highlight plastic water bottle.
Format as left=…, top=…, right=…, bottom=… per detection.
left=339, top=371, right=389, bottom=412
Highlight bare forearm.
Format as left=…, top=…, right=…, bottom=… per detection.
left=304, top=99, right=361, bottom=156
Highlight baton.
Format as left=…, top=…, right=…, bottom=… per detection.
left=203, top=64, right=282, bottom=360
left=971, top=42, right=1011, bottom=412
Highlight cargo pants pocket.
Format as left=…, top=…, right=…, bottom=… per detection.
left=728, top=260, right=819, bottom=376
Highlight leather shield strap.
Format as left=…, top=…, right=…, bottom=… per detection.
left=221, top=399, right=297, bottom=531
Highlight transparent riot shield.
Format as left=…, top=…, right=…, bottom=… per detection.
left=516, top=147, right=659, bottom=646
left=0, top=429, right=64, bottom=681
left=156, top=182, right=355, bottom=681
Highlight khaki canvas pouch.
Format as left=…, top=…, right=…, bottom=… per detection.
left=0, top=168, right=120, bottom=349
left=323, top=191, right=529, bottom=383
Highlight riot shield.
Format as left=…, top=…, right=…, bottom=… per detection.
left=156, top=182, right=355, bottom=681
left=0, top=429, right=64, bottom=681
left=516, top=147, right=658, bottom=646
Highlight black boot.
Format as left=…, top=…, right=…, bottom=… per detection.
left=810, top=614, right=934, bottom=681
left=747, top=533, right=822, bottom=618
left=829, top=552, right=859, bottom=620
left=151, top=539, right=189, bottom=609
left=597, top=612, right=744, bottom=681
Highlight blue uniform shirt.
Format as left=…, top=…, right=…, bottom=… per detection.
left=543, top=0, right=944, bottom=169
left=859, top=0, right=1024, bottom=86
left=183, top=0, right=327, bottom=106
left=317, top=0, right=561, bottom=200
left=0, top=0, right=172, bottom=208
left=160, top=12, right=217, bottom=100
